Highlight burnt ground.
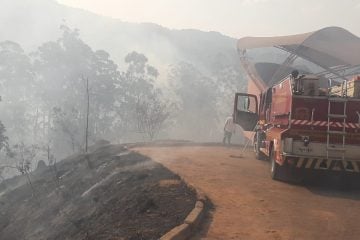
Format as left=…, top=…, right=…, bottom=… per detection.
left=0, top=144, right=196, bottom=240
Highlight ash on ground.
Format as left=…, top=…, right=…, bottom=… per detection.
left=0, top=144, right=196, bottom=240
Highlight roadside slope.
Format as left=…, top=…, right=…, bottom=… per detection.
left=0, top=145, right=196, bottom=240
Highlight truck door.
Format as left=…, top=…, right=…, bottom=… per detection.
left=233, top=93, right=258, bottom=131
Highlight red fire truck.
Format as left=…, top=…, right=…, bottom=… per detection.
left=233, top=27, right=360, bottom=181
left=234, top=73, right=360, bottom=181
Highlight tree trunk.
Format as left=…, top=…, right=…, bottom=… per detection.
left=85, top=77, right=90, bottom=153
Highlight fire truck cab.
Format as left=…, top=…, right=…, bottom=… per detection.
left=234, top=72, right=360, bottom=181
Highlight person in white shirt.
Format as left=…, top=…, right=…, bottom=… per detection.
left=223, top=115, right=235, bottom=144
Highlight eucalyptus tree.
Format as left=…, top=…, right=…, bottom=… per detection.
left=0, top=41, right=35, bottom=143
left=168, top=62, right=219, bottom=140
left=32, top=25, right=125, bottom=153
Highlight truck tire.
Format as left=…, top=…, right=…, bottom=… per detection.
left=270, top=147, right=285, bottom=181
left=254, top=132, right=266, bottom=160
left=270, top=148, right=303, bottom=183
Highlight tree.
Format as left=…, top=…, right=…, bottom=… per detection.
left=52, top=107, right=83, bottom=153
left=0, top=25, right=175, bottom=166
left=0, top=99, right=11, bottom=182
left=0, top=41, right=34, bottom=98
left=0, top=121, right=9, bottom=152
left=0, top=41, right=35, bottom=143
left=9, top=142, right=38, bottom=174
left=134, top=92, right=171, bottom=141
left=84, top=77, right=90, bottom=152
left=124, top=51, right=159, bottom=101
left=209, top=53, right=247, bottom=125
left=0, top=121, right=10, bottom=181
left=32, top=25, right=125, bottom=152
left=168, top=62, right=219, bottom=140
left=121, top=51, right=170, bottom=140
left=7, top=142, right=39, bottom=197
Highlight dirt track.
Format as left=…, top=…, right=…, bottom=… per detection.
left=135, top=146, right=360, bottom=240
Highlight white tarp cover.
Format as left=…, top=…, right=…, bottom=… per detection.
left=237, top=27, right=360, bottom=68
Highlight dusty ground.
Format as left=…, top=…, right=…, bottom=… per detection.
left=0, top=144, right=196, bottom=240
left=135, top=145, right=360, bottom=240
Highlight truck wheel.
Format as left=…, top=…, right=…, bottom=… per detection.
left=270, top=147, right=285, bottom=180
left=254, top=132, right=266, bottom=160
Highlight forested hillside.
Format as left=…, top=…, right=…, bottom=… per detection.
left=0, top=0, right=247, bottom=179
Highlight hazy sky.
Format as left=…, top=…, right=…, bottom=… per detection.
left=57, top=0, right=360, bottom=38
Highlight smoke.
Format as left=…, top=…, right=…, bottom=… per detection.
left=0, top=0, right=247, bottom=176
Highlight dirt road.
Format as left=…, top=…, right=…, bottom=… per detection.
left=135, top=145, right=360, bottom=240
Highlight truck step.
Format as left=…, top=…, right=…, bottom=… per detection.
left=328, top=114, right=347, bottom=118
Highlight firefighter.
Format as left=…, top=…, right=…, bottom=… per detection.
left=223, top=115, right=235, bottom=145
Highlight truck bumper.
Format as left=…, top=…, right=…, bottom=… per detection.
left=281, top=140, right=360, bottom=173
left=283, top=153, right=360, bottom=173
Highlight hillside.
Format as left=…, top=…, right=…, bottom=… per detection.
left=0, top=144, right=196, bottom=239
left=0, top=0, right=247, bottom=163
left=0, top=0, right=240, bottom=72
